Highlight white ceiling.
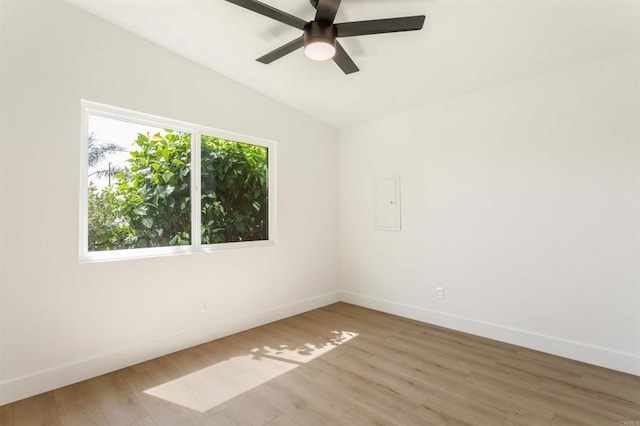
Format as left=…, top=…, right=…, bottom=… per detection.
left=67, top=0, right=639, bottom=128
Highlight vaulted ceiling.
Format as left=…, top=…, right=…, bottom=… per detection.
left=67, top=0, right=639, bottom=128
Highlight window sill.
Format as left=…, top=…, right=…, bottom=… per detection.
left=80, top=240, right=275, bottom=263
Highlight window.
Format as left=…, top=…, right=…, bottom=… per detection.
left=81, top=101, right=275, bottom=261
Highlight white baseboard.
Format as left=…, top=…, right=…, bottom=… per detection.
left=340, top=291, right=640, bottom=376
left=2, top=289, right=637, bottom=405
left=0, top=291, right=341, bottom=406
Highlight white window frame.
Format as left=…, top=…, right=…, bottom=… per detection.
left=80, top=100, right=276, bottom=262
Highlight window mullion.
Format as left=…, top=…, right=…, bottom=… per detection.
left=192, top=130, right=201, bottom=249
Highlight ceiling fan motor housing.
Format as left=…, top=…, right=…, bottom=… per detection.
left=304, top=21, right=337, bottom=48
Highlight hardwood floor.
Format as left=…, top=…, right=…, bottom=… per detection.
left=1, top=302, right=639, bottom=425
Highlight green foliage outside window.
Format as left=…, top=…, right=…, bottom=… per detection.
left=201, top=136, right=268, bottom=244
left=87, top=130, right=268, bottom=251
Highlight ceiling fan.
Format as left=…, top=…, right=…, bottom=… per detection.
left=225, top=0, right=426, bottom=74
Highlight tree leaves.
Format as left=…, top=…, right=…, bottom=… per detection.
left=88, top=130, right=268, bottom=251
left=89, top=130, right=192, bottom=250
left=200, top=136, right=268, bottom=244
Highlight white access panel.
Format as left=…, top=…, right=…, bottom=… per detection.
left=374, top=175, right=401, bottom=231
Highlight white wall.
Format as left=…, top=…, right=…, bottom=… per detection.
left=339, top=49, right=640, bottom=375
left=0, top=1, right=339, bottom=404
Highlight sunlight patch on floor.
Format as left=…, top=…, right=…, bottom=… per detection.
left=143, top=330, right=358, bottom=412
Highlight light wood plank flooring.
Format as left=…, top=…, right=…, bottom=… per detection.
left=1, top=302, right=639, bottom=425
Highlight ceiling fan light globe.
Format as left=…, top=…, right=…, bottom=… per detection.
left=304, top=41, right=336, bottom=61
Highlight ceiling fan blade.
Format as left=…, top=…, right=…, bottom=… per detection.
left=315, top=0, right=341, bottom=24
left=256, top=36, right=305, bottom=64
left=225, top=0, right=307, bottom=30
left=336, top=16, right=425, bottom=38
left=333, top=41, right=359, bottom=74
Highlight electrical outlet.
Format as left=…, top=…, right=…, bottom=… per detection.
left=200, top=298, right=208, bottom=313
left=436, top=287, right=444, bottom=300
